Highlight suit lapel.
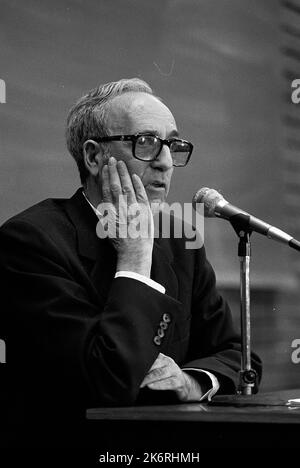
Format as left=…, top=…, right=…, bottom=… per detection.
left=64, top=189, right=179, bottom=302
left=89, top=240, right=117, bottom=303
left=63, top=189, right=111, bottom=302
left=64, top=188, right=100, bottom=261
left=151, top=238, right=179, bottom=300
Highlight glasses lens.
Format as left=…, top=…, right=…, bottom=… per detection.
left=170, top=140, right=191, bottom=167
left=135, top=135, right=161, bottom=160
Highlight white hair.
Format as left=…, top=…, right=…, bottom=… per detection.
left=66, top=78, right=154, bottom=183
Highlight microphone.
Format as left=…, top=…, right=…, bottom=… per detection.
left=193, top=187, right=300, bottom=252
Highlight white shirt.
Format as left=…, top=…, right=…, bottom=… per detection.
left=82, top=191, right=220, bottom=401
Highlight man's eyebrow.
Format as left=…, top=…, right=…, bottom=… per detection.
left=168, top=129, right=179, bottom=138
left=136, top=129, right=180, bottom=138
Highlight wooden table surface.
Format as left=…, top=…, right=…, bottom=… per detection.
left=87, top=388, right=300, bottom=424
left=85, top=389, right=300, bottom=448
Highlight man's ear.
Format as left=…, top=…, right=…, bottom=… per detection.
left=83, top=140, right=103, bottom=176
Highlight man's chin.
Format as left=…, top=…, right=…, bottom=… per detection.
left=146, top=187, right=166, bottom=200
left=147, top=194, right=166, bottom=212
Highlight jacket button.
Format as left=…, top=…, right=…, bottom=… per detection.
left=160, top=321, right=168, bottom=330
left=153, top=336, right=161, bottom=346
left=162, top=313, right=171, bottom=323
left=158, top=328, right=165, bottom=338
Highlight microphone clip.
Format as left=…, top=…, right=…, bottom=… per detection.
left=229, top=213, right=253, bottom=257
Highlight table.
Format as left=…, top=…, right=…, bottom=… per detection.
left=86, top=389, right=300, bottom=448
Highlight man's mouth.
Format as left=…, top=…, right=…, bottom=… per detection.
left=148, top=181, right=166, bottom=190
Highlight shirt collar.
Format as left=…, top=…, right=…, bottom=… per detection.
left=82, top=190, right=102, bottom=218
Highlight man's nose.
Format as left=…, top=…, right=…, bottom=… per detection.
left=150, top=144, right=173, bottom=171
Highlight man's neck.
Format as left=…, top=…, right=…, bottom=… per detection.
left=83, top=179, right=102, bottom=209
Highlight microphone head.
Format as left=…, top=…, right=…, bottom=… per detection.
left=192, top=187, right=225, bottom=217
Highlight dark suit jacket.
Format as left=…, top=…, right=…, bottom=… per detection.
left=0, top=189, right=261, bottom=445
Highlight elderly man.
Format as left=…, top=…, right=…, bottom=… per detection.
left=0, top=78, right=261, bottom=445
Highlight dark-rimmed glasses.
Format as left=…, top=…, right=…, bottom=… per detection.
left=88, top=134, right=193, bottom=167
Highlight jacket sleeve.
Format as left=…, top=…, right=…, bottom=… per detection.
left=182, top=244, right=262, bottom=394
left=0, top=219, right=184, bottom=409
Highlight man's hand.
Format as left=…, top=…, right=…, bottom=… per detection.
left=140, top=353, right=206, bottom=402
left=99, top=157, right=154, bottom=278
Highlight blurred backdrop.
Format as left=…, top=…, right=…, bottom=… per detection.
left=0, top=0, right=299, bottom=391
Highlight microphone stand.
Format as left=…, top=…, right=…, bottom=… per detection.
left=232, top=215, right=257, bottom=396
left=209, top=214, right=258, bottom=405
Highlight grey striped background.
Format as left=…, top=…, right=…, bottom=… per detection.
left=0, top=0, right=299, bottom=390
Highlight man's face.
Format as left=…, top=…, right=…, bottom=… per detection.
left=103, top=92, right=177, bottom=204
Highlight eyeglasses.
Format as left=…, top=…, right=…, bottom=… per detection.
left=89, top=133, right=193, bottom=167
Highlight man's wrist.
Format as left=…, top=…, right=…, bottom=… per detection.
left=182, top=369, right=220, bottom=401
left=115, top=271, right=165, bottom=294
left=117, top=254, right=152, bottom=278
left=183, top=371, right=205, bottom=401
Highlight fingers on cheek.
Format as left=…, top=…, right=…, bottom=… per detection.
left=101, top=167, right=109, bottom=185
left=110, top=183, right=122, bottom=201
left=132, top=174, right=147, bottom=198
left=108, top=166, right=122, bottom=192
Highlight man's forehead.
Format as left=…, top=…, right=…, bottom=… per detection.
left=106, top=92, right=176, bottom=132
